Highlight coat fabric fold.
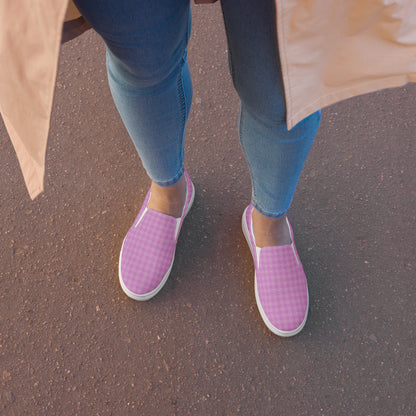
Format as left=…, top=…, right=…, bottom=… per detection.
left=0, top=0, right=69, bottom=198
left=1, top=0, right=415, bottom=199
left=275, top=0, right=416, bottom=129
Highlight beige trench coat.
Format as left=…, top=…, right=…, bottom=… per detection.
left=1, top=0, right=415, bottom=199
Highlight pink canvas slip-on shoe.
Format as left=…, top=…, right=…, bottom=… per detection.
left=119, top=170, right=195, bottom=301
left=242, top=204, right=309, bottom=337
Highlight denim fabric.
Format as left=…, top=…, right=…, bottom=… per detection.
left=73, top=0, right=320, bottom=217
left=221, top=0, right=321, bottom=217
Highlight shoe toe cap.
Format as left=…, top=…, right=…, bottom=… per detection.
left=256, top=246, right=309, bottom=335
left=119, top=214, right=177, bottom=297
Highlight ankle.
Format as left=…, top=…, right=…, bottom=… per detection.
left=147, top=175, right=187, bottom=218
left=251, top=208, right=291, bottom=247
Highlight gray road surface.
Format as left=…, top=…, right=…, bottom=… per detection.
left=1, top=4, right=415, bottom=415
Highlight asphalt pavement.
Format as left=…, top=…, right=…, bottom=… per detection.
left=1, top=4, right=415, bottom=415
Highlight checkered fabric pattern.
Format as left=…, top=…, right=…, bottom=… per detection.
left=119, top=170, right=194, bottom=300
left=242, top=204, right=308, bottom=336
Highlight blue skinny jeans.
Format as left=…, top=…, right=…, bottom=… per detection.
left=73, top=0, right=321, bottom=218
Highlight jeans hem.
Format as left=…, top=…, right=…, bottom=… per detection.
left=152, top=167, right=185, bottom=187
left=251, top=199, right=287, bottom=219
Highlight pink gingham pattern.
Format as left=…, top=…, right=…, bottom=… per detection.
left=119, top=170, right=195, bottom=300
left=242, top=204, right=309, bottom=337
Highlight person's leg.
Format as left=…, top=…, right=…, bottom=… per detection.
left=73, top=0, right=191, bottom=217
left=221, top=0, right=321, bottom=336
left=220, top=0, right=321, bottom=247
left=73, top=0, right=195, bottom=301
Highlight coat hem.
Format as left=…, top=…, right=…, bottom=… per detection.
left=2, top=113, right=45, bottom=199
left=287, top=74, right=416, bottom=130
